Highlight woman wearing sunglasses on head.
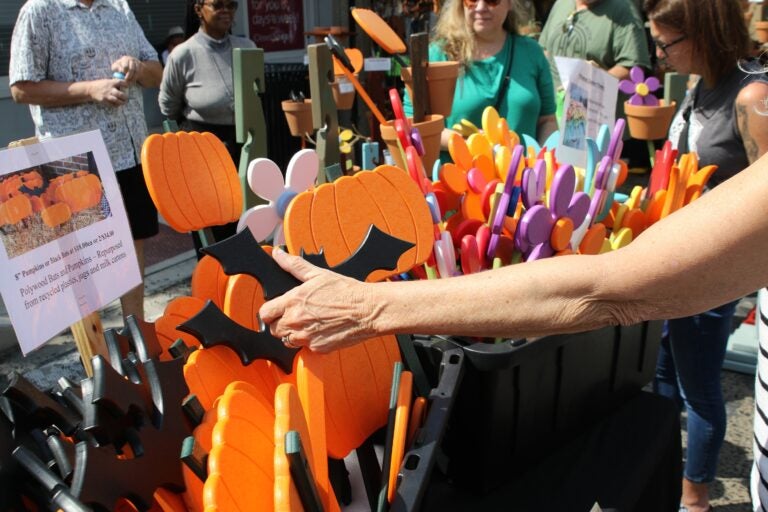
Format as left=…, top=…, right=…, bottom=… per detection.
left=158, top=0, right=255, bottom=256
left=645, top=1, right=768, bottom=511
left=405, top=0, right=558, bottom=150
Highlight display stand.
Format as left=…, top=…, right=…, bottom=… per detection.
left=307, top=43, right=341, bottom=183
left=234, top=47, right=268, bottom=209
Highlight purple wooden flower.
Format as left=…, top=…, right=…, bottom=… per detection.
left=619, top=66, right=660, bottom=106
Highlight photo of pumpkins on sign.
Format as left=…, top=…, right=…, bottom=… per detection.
left=0, top=151, right=109, bottom=258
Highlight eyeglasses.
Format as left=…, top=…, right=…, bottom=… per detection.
left=652, top=35, right=686, bottom=56
left=463, top=0, right=503, bottom=8
left=203, top=1, right=238, bottom=11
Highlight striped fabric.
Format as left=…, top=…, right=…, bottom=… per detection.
left=752, top=288, right=768, bottom=511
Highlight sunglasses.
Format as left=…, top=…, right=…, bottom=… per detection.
left=561, top=10, right=577, bottom=34
left=463, top=0, right=503, bottom=8
left=652, top=35, right=686, bottom=57
left=202, top=1, right=238, bottom=11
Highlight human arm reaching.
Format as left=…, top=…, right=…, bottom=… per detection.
left=261, top=122, right=768, bottom=354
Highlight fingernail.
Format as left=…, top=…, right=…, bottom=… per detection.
left=273, top=247, right=284, bottom=255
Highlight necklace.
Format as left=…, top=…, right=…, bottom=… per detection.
left=207, top=36, right=235, bottom=112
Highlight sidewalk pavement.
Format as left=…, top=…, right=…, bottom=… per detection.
left=0, top=249, right=197, bottom=390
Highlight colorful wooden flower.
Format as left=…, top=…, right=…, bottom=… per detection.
left=619, top=66, right=660, bottom=106
left=237, top=149, right=318, bottom=245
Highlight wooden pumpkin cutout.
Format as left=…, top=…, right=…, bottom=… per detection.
left=204, top=381, right=276, bottom=512
left=141, top=131, right=243, bottom=233
left=155, top=296, right=206, bottom=354
left=308, top=183, right=349, bottom=267
left=184, top=344, right=279, bottom=412
left=355, top=170, right=419, bottom=272
left=191, top=255, right=229, bottom=308
left=274, top=383, right=313, bottom=512
left=286, top=165, right=433, bottom=281
left=332, top=175, right=391, bottom=282
left=41, top=202, right=72, bottom=228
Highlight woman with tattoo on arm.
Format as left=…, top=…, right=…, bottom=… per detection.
left=644, top=1, right=768, bottom=509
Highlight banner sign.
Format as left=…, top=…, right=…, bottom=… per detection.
left=248, top=0, right=305, bottom=52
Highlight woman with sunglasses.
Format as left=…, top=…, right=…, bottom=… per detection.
left=406, top=0, right=558, bottom=150
left=158, top=0, right=254, bottom=255
left=644, top=1, right=768, bottom=511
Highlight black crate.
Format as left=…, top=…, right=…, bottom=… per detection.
left=428, top=321, right=663, bottom=493
left=391, top=337, right=465, bottom=511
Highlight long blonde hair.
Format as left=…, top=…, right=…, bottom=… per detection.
left=432, top=0, right=518, bottom=67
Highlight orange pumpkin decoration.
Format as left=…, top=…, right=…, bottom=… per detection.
left=279, top=164, right=433, bottom=458
left=0, top=195, right=32, bottom=225
left=55, top=174, right=102, bottom=212
left=41, top=202, right=72, bottom=228
left=141, top=131, right=243, bottom=232
left=284, top=164, right=434, bottom=281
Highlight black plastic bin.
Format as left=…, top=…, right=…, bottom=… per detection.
left=392, top=337, right=465, bottom=511
left=424, top=321, right=664, bottom=494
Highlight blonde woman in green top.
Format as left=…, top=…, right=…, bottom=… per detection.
left=405, top=0, right=558, bottom=148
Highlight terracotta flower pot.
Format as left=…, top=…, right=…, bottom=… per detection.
left=624, top=100, right=677, bottom=141
left=756, top=21, right=768, bottom=44
left=380, top=114, right=445, bottom=173
left=331, top=77, right=357, bottom=110
left=281, top=99, right=313, bottom=137
left=401, top=61, right=460, bottom=118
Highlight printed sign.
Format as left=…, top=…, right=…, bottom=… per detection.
left=0, top=131, right=140, bottom=354
left=555, top=57, right=618, bottom=168
left=248, top=0, right=305, bottom=52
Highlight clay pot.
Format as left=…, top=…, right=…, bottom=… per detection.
left=281, top=99, right=313, bottom=137
left=401, top=61, right=460, bottom=118
left=380, top=114, right=445, bottom=173
left=331, top=77, right=356, bottom=110
left=624, top=100, right=677, bottom=141
left=756, top=21, right=768, bottom=44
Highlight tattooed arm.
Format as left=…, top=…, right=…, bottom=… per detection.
left=735, top=81, right=768, bottom=164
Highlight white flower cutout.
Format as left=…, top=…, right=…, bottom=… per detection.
left=237, top=149, right=319, bottom=245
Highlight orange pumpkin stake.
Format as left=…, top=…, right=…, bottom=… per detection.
left=141, top=131, right=243, bottom=233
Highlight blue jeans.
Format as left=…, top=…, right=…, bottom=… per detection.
left=654, top=300, right=737, bottom=483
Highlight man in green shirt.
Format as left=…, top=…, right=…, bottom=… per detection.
left=539, top=0, right=650, bottom=86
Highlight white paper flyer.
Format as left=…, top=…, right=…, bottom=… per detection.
left=0, top=131, right=140, bottom=354
left=555, top=57, right=618, bottom=168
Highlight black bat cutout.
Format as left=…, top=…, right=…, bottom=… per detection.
left=202, top=228, right=300, bottom=299
left=177, top=300, right=299, bottom=374
left=2, top=374, right=81, bottom=437
left=202, top=224, right=415, bottom=300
